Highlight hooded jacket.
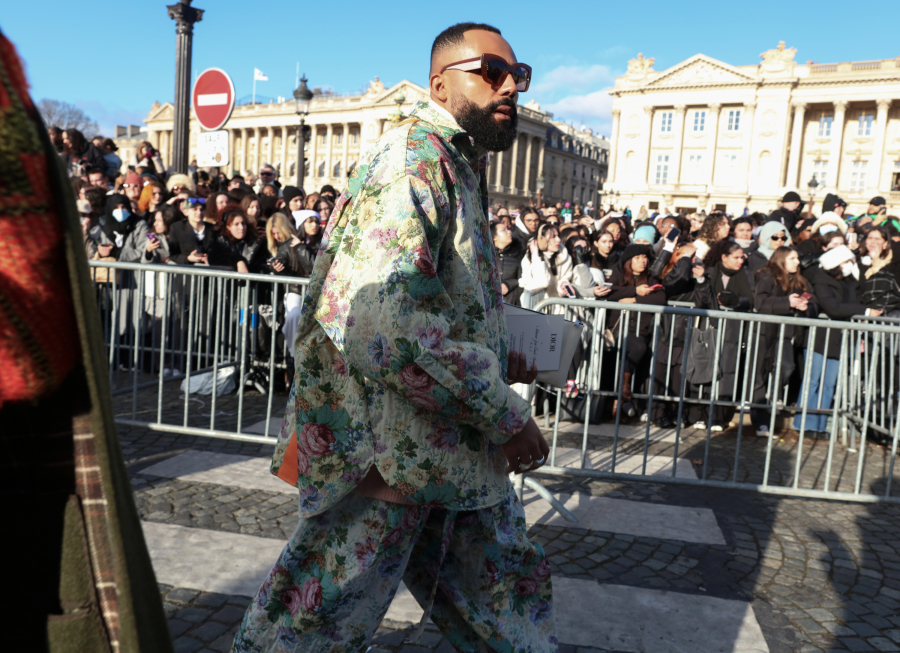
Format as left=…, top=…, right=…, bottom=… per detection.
left=747, top=222, right=793, bottom=276
left=494, top=237, right=525, bottom=306
left=766, top=204, right=804, bottom=232
left=91, top=193, right=150, bottom=262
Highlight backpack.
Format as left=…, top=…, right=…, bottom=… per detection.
left=685, top=325, right=723, bottom=386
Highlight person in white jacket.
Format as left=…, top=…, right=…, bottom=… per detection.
left=518, top=223, right=574, bottom=301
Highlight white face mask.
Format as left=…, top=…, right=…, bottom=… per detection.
left=112, top=207, right=131, bottom=222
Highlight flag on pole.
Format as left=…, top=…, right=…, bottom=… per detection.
left=254, top=68, right=268, bottom=81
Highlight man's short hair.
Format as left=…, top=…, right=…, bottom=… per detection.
left=431, top=22, right=501, bottom=72
left=232, top=173, right=245, bottom=181
left=88, top=166, right=107, bottom=178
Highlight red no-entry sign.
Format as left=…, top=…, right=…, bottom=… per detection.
left=192, top=68, right=235, bottom=132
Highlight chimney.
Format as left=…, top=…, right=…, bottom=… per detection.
left=128, top=125, right=142, bottom=137
left=115, top=126, right=126, bottom=137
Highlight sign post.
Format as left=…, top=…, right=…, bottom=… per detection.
left=192, top=68, right=235, bottom=172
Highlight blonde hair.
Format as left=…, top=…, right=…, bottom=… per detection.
left=266, top=212, right=296, bottom=256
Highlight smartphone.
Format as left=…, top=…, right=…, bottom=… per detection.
left=800, top=292, right=812, bottom=301
left=147, top=233, right=157, bottom=241
left=648, top=284, right=663, bottom=291
left=848, top=232, right=858, bottom=246
left=267, top=257, right=277, bottom=264
left=561, top=283, right=577, bottom=298
left=666, top=227, right=681, bottom=242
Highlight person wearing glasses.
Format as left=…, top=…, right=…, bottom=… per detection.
left=168, top=197, right=212, bottom=265
left=747, top=222, right=792, bottom=277
left=234, top=22, right=555, bottom=653
left=256, top=164, right=280, bottom=195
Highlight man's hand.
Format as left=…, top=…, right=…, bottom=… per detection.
left=501, top=282, right=509, bottom=295
left=507, top=350, right=538, bottom=384
left=501, top=417, right=550, bottom=474
left=187, top=249, right=208, bottom=264
left=97, top=243, right=114, bottom=258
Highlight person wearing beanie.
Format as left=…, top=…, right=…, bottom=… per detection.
left=766, top=191, right=805, bottom=232
left=821, top=193, right=847, bottom=218
left=121, top=171, right=145, bottom=212
left=790, top=217, right=815, bottom=246
left=799, top=244, right=878, bottom=435
left=281, top=185, right=305, bottom=212
left=796, top=212, right=849, bottom=259
left=606, top=243, right=665, bottom=418
left=631, top=224, right=659, bottom=246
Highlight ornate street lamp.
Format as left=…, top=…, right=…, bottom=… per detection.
left=293, top=75, right=314, bottom=187
left=388, top=90, right=406, bottom=124
left=167, top=0, right=204, bottom=174
left=807, top=175, right=819, bottom=217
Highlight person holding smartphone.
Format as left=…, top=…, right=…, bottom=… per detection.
left=605, top=244, right=666, bottom=418
left=518, top=223, right=574, bottom=308
left=752, top=247, right=818, bottom=437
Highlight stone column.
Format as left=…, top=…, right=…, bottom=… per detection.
left=309, top=124, right=318, bottom=186
left=523, top=136, right=534, bottom=195
left=739, top=103, right=756, bottom=193
left=705, top=104, right=721, bottom=187
left=536, top=138, right=545, bottom=179
left=870, top=99, right=892, bottom=192
left=608, top=110, right=620, bottom=185
left=241, top=128, right=249, bottom=174
left=280, top=126, right=289, bottom=177
left=786, top=102, right=807, bottom=189
left=229, top=128, right=238, bottom=172
left=341, top=122, right=350, bottom=182
left=166, top=1, right=204, bottom=174
left=496, top=145, right=505, bottom=189
left=325, top=124, right=334, bottom=182
left=640, top=106, right=654, bottom=188
left=509, top=135, right=520, bottom=192
left=828, top=101, right=848, bottom=192
left=266, top=126, right=275, bottom=167
left=253, top=127, right=261, bottom=174
left=670, top=105, right=686, bottom=185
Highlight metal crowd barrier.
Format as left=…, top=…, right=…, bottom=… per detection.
left=90, top=262, right=898, bottom=503
left=522, top=297, right=899, bottom=504
left=90, top=260, right=309, bottom=444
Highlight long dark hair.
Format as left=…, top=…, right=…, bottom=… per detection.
left=704, top=238, right=741, bottom=268
left=697, top=212, right=729, bottom=244
left=758, top=246, right=809, bottom=294
left=622, top=255, right=649, bottom=287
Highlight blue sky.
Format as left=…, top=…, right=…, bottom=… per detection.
left=3, top=0, right=893, bottom=138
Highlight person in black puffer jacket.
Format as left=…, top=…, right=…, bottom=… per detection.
left=766, top=191, right=805, bottom=233
left=752, top=247, right=818, bottom=437
left=606, top=244, right=666, bottom=417
left=798, top=246, right=879, bottom=434
left=491, top=221, right=525, bottom=306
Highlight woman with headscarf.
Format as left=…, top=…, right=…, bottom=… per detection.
left=746, top=221, right=792, bottom=278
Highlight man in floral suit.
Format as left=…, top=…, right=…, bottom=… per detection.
left=233, top=22, right=557, bottom=653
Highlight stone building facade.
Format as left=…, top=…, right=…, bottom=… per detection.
left=606, top=45, right=900, bottom=216
left=126, top=78, right=607, bottom=207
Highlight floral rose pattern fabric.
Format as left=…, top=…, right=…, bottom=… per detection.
left=271, top=102, right=531, bottom=516
left=232, top=490, right=557, bottom=653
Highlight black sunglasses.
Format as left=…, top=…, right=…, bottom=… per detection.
left=440, top=53, right=532, bottom=92
left=770, top=235, right=788, bottom=241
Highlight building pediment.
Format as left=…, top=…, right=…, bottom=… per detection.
left=368, top=79, right=429, bottom=107
left=644, top=55, right=756, bottom=89
left=147, top=101, right=174, bottom=123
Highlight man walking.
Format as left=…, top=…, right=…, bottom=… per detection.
left=233, top=22, right=557, bottom=653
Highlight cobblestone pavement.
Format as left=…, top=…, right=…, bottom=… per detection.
left=114, top=379, right=900, bottom=653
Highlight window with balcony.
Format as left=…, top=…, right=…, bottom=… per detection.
left=551, top=135, right=558, bottom=148
left=549, top=179, right=555, bottom=196
left=320, top=133, right=326, bottom=146
left=551, top=156, right=556, bottom=173
left=726, top=110, right=741, bottom=132
left=720, top=153, right=738, bottom=185
left=655, top=155, right=669, bottom=184
left=693, top=110, right=706, bottom=132
left=659, top=112, right=673, bottom=133
left=850, top=160, right=867, bottom=191
left=336, top=132, right=343, bottom=145
left=351, top=131, right=359, bottom=144
left=858, top=113, right=874, bottom=137
left=812, top=160, right=828, bottom=187
left=818, top=115, right=833, bottom=137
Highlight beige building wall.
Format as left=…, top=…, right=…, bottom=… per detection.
left=607, top=46, right=900, bottom=216
left=129, top=78, right=607, bottom=205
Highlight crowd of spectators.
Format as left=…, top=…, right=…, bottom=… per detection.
left=489, top=192, right=899, bottom=442
left=57, top=124, right=898, bottom=442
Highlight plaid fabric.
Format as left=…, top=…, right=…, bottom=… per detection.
left=74, top=413, right=122, bottom=652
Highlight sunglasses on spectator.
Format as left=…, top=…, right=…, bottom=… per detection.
left=122, top=183, right=140, bottom=188
left=770, top=235, right=788, bottom=241
left=440, top=53, right=532, bottom=92
left=260, top=171, right=275, bottom=176
left=197, top=182, right=210, bottom=188
left=183, top=197, right=206, bottom=206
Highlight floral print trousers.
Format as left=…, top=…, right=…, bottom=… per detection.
left=232, top=487, right=558, bottom=653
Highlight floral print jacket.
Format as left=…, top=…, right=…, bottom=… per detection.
left=272, top=101, right=531, bottom=516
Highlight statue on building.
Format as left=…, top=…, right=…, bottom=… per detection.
left=760, top=41, right=797, bottom=72
left=625, top=53, right=655, bottom=80
left=366, top=77, right=385, bottom=96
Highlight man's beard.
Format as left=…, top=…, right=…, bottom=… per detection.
left=450, top=94, right=518, bottom=152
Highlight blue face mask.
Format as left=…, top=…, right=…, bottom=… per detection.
left=112, top=207, right=131, bottom=222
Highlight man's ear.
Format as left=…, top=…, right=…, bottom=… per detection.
left=430, top=73, right=449, bottom=103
